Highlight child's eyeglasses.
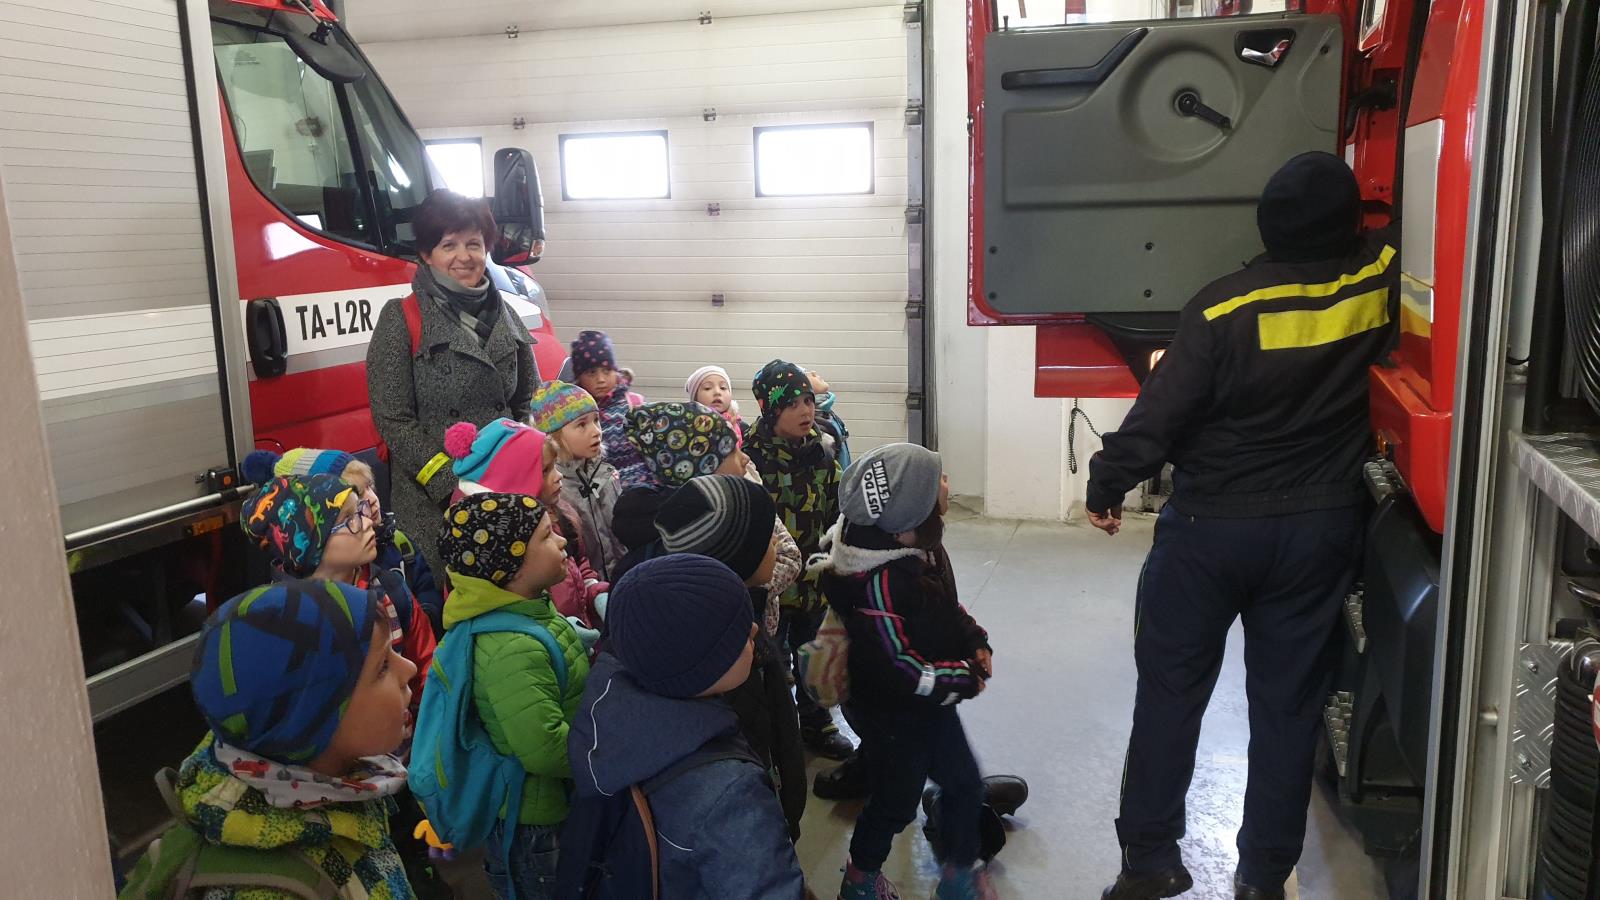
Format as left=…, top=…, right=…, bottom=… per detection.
left=335, top=501, right=374, bottom=536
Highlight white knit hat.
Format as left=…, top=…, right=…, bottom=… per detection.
left=685, top=365, right=740, bottom=417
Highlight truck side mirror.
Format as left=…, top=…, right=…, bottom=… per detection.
left=490, top=148, right=545, bottom=266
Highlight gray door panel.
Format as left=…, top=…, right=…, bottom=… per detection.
left=983, top=14, right=1344, bottom=316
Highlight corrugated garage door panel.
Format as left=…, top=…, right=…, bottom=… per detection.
left=361, top=3, right=910, bottom=451
left=361, top=6, right=905, bottom=124
left=0, top=0, right=229, bottom=531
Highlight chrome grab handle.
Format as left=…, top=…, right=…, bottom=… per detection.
left=1241, top=39, right=1292, bottom=68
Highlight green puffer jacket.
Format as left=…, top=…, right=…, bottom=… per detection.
left=443, top=574, right=591, bottom=825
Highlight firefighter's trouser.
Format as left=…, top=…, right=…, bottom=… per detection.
left=1115, top=504, right=1363, bottom=889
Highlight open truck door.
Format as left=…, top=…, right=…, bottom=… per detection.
left=972, top=9, right=1346, bottom=395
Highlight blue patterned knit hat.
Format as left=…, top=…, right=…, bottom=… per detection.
left=191, top=580, right=383, bottom=763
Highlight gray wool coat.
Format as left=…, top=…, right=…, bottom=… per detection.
left=366, top=289, right=537, bottom=579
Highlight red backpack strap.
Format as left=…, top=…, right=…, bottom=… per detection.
left=401, top=294, right=424, bottom=355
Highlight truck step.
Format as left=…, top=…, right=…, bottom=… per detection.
left=1325, top=691, right=1355, bottom=778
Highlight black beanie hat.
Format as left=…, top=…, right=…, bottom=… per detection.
left=654, top=475, right=776, bottom=582
left=608, top=554, right=754, bottom=699
left=751, top=359, right=814, bottom=419
left=1256, top=151, right=1362, bottom=263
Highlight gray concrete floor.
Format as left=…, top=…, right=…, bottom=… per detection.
left=107, top=508, right=1389, bottom=899
left=788, top=509, right=1386, bottom=899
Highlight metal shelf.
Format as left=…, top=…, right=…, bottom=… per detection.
left=1510, top=433, right=1600, bottom=542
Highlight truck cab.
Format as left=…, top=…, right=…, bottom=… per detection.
left=969, top=0, right=1600, bottom=895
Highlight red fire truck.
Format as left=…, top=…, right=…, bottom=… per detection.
left=1, top=0, right=561, bottom=726
left=970, top=0, right=1599, bottom=894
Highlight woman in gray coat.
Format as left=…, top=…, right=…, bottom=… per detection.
left=367, top=190, right=536, bottom=577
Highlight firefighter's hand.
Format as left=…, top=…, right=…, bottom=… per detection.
left=1087, top=505, right=1123, bottom=536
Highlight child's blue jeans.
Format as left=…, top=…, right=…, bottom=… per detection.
left=484, top=819, right=561, bottom=900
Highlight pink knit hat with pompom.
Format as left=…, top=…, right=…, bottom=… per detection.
left=446, top=417, right=547, bottom=498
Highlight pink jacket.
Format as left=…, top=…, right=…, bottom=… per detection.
left=550, top=505, right=607, bottom=629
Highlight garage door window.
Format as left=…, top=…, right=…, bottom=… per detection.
left=560, top=131, right=671, bottom=200
left=426, top=140, right=486, bottom=197
left=755, top=123, right=874, bottom=197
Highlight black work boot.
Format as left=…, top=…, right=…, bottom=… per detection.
left=920, top=785, right=1008, bottom=862
left=813, top=751, right=871, bottom=800
left=980, top=775, right=1029, bottom=817
left=801, top=723, right=855, bottom=761
left=1233, top=873, right=1286, bottom=900
left=1100, top=866, right=1194, bottom=900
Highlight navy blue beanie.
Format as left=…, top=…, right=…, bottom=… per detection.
left=607, top=554, right=754, bottom=698
left=191, top=580, right=382, bottom=763
left=1257, top=151, right=1362, bottom=263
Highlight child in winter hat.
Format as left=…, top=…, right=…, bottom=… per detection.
left=445, top=418, right=610, bottom=641
left=611, top=401, right=742, bottom=552
left=811, top=443, right=996, bottom=900
left=241, top=472, right=435, bottom=751
left=651, top=478, right=809, bottom=838
left=570, top=331, right=651, bottom=491
left=686, top=365, right=745, bottom=446
left=743, top=360, right=848, bottom=760
left=119, top=579, right=416, bottom=899
left=804, top=366, right=853, bottom=471
left=558, top=554, right=807, bottom=896
left=530, top=380, right=627, bottom=582
left=240, top=474, right=357, bottom=578
left=436, top=492, right=591, bottom=898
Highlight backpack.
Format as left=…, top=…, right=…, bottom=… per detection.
left=408, top=610, right=569, bottom=880
left=117, top=769, right=338, bottom=900
left=795, top=607, right=851, bottom=707
left=555, top=735, right=762, bottom=900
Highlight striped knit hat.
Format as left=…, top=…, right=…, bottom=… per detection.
left=529, top=380, right=599, bottom=434
left=654, top=475, right=775, bottom=583
left=191, top=579, right=382, bottom=763
left=240, top=448, right=355, bottom=486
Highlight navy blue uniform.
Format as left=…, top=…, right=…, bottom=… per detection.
left=1087, top=220, right=1399, bottom=888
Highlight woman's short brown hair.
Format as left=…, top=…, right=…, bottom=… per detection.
left=413, top=189, right=497, bottom=255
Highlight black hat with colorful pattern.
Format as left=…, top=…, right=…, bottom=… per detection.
left=751, top=359, right=815, bottom=419
left=625, top=401, right=738, bottom=488
left=439, top=492, right=547, bottom=587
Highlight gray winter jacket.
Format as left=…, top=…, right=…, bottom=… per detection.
left=366, top=274, right=537, bottom=577
left=556, top=456, right=626, bottom=581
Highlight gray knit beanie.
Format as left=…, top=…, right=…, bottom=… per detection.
left=654, top=475, right=776, bottom=583
left=840, top=442, right=943, bottom=534
left=608, top=554, right=755, bottom=698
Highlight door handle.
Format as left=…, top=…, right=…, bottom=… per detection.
left=1175, top=91, right=1232, bottom=130
left=246, top=298, right=289, bottom=378
left=1001, top=27, right=1148, bottom=90
left=1241, top=39, right=1292, bottom=68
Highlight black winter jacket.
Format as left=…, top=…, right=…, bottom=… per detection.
left=815, top=522, right=989, bottom=710
left=1086, top=228, right=1399, bottom=519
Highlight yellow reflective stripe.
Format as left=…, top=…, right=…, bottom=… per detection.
left=1257, top=287, right=1391, bottom=351
left=1203, top=244, right=1398, bottom=321
left=417, top=452, right=452, bottom=486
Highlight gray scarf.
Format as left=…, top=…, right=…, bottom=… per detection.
left=414, top=264, right=498, bottom=347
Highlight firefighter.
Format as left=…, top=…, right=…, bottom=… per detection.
left=1088, top=152, right=1397, bottom=900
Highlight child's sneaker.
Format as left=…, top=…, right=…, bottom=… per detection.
left=839, top=858, right=901, bottom=900
left=934, top=862, right=998, bottom=900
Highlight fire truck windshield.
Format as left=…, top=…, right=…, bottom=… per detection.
left=212, top=8, right=435, bottom=255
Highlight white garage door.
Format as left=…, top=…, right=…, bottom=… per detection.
left=354, top=2, right=912, bottom=453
